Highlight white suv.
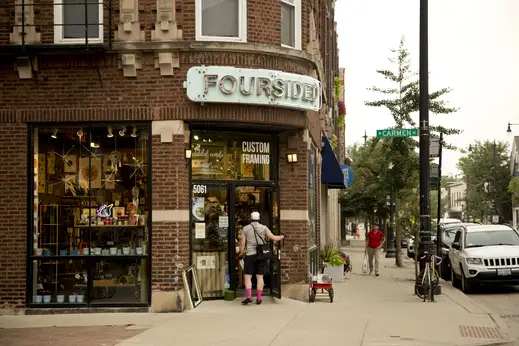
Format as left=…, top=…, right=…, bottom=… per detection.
left=449, top=224, right=519, bottom=293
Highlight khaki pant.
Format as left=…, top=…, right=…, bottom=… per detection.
left=367, top=247, right=381, bottom=274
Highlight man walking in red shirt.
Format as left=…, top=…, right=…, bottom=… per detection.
left=366, top=224, right=385, bottom=276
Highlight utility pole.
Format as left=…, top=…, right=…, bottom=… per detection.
left=385, top=179, right=396, bottom=258
left=436, top=132, right=443, bottom=258
left=492, top=140, right=498, bottom=223
left=416, top=0, right=434, bottom=284
left=363, top=130, right=368, bottom=145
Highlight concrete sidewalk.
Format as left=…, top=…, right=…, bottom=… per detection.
left=0, top=239, right=515, bottom=346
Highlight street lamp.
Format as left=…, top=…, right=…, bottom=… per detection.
left=385, top=161, right=397, bottom=258
left=507, top=122, right=519, bottom=135
left=416, top=0, right=434, bottom=293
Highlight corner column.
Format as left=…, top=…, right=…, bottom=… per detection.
left=150, top=120, right=190, bottom=312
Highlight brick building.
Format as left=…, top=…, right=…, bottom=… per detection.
left=0, top=0, right=344, bottom=313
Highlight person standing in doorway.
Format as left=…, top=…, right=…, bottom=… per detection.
left=365, top=224, right=385, bottom=276
left=238, top=212, right=285, bottom=305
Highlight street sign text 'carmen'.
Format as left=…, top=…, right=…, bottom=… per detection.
left=376, top=128, right=418, bottom=138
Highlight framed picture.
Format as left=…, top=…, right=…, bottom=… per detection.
left=79, top=157, right=101, bottom=189
left=113, top=207, right=125, bottom=218
left=103, top=155, right=113, bottom=172
left=182, top=265, right=203, bottom=309
left=63, top=155, right=77, bottom=173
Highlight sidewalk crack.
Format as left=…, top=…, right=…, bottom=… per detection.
left=360, top=318, right=369, bottom=346
left=267, top=304, right=310, bottom=346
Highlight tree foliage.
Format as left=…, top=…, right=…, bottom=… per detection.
left=508, top=177, right=519, bottom=205
left=342, top=37, right=459, bottom=266
left=457, top=140, right=512, bottom=222
left=364, top=36, right=460, bottom=148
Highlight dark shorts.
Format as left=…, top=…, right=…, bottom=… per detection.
left=243, top=255, right=268, bottom=276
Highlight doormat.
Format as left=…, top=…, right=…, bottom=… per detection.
left=459, top=325, right=507, bottom=339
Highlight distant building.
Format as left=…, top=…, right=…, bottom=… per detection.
left=509, top=136, right=519, bottom=227
left=447, top=181, right=466, bottom=221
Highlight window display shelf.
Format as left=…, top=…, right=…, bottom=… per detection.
left=32, top=255, right=148, bottom=260
left=30, top=303, right=88, bottom=307
left=74, top=224, right=145, bottom=228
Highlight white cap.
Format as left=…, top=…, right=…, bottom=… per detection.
left=251, top=212, right=260, bottom=221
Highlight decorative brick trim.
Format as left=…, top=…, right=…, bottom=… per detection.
left=0, top=106, right=307, bottom=128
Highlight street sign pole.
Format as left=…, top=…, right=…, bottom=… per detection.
left=416, top=0, right=434, bottom=294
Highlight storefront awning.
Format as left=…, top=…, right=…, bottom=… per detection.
left=321, top=136, right=346, bottom=189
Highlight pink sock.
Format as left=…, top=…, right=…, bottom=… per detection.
left=257, top=290, right=263, bottom=301
left=246, top=288, right=252, bottom=299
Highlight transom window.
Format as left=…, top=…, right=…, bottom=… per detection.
left=281, top=0, right=301, bottom=49
left=54, top=0, right=104, bottom=44
left=196, top=0, right=247, bottom=43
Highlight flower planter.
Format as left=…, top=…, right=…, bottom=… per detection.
left=323, top=262, right=345, bottom=282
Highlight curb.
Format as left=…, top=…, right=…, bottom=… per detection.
left=465, top=341, right=518, bottom=346
left=439, top=280, right=512, bottom=339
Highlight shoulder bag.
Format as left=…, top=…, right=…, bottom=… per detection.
left=252, top=224, right=273, bottom=261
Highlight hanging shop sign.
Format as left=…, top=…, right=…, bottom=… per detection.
left=185, top=66, right=322, bottom=112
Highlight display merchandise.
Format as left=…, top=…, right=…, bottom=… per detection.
left=30, top=124, right=150, bottom=306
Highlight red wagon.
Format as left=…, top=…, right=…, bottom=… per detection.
left=309, top=275, right=334, bottom=303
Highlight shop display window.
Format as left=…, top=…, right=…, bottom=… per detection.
left=29, top=124, right=150, bottom=306
left=191, top=131, right=274, bottom=181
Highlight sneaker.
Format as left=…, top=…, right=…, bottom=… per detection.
left=241, top=298, right=253, bottom=305
left=375, top=273, right=379, bottom=277
left=256, top=299, right=262, bottom=305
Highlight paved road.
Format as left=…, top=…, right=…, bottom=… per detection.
left=439, top=277, right=519, bottom=340
left=466, top=284, right=519, bottom=340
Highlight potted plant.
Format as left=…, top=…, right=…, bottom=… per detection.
left=320, top=246, right=346, bottom=281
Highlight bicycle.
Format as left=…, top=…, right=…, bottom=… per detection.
left=416, top=252, right=442, bottom=302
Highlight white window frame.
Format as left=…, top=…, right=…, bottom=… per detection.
left=53, top=0, right=104, bottom=44
left=280, top=0, right=301, bottom=50
left=195, top=0, right=248, bottom=43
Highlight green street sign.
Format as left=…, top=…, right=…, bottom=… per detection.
left=376, top=128, right=418, bottom=138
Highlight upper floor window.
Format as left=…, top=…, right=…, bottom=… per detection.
left=196, top=0, right=247, bottom=43
left=54, top=0, right=104, bottom=44
left=281, top=0, right=301, bottom=49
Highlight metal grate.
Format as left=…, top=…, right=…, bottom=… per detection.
left=459, top=325, right=507, bottom=339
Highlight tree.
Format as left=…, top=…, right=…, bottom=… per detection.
left=340, top=139, right=390, bottom=220
left=365, top=36, right=460, bottom=143
left=458, top=141, right=512, bottom=223
left=362, top=36, right=460, bottom=266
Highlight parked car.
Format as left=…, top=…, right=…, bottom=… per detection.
left=435, top=223, right=478, bottom=280
left=407, top=218, right=462, bottom=259
left=449, top=224, right=519, bottom=293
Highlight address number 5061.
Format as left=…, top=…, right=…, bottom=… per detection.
left=193, top=185, right=207, bottom=194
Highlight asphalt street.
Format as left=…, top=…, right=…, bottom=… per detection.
left=464, top=284, right=519, bottom=340
left=405, top=252, right=519, bottom=341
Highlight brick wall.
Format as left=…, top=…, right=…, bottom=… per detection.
left=278, top=131, right=309, bottom=284
left=151, top=134, right=190, bottom=291
left=0, top=0, right=314, bottom=46
left=0, top=51, right=312, bottom=113
left=0, top=123, right=27, bottom=308
left=0, top=0, right=340, bottom=306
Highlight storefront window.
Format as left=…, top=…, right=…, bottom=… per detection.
left=191, top=184, right=229, bottom=298
left=30, top=124, right=150, bottom=306
left=308, top=144, right=318, bottom=275
left=191, top=131, right=273, bottom=181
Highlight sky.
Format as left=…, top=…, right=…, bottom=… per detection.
left=336, top=0, right=519, bottom=175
